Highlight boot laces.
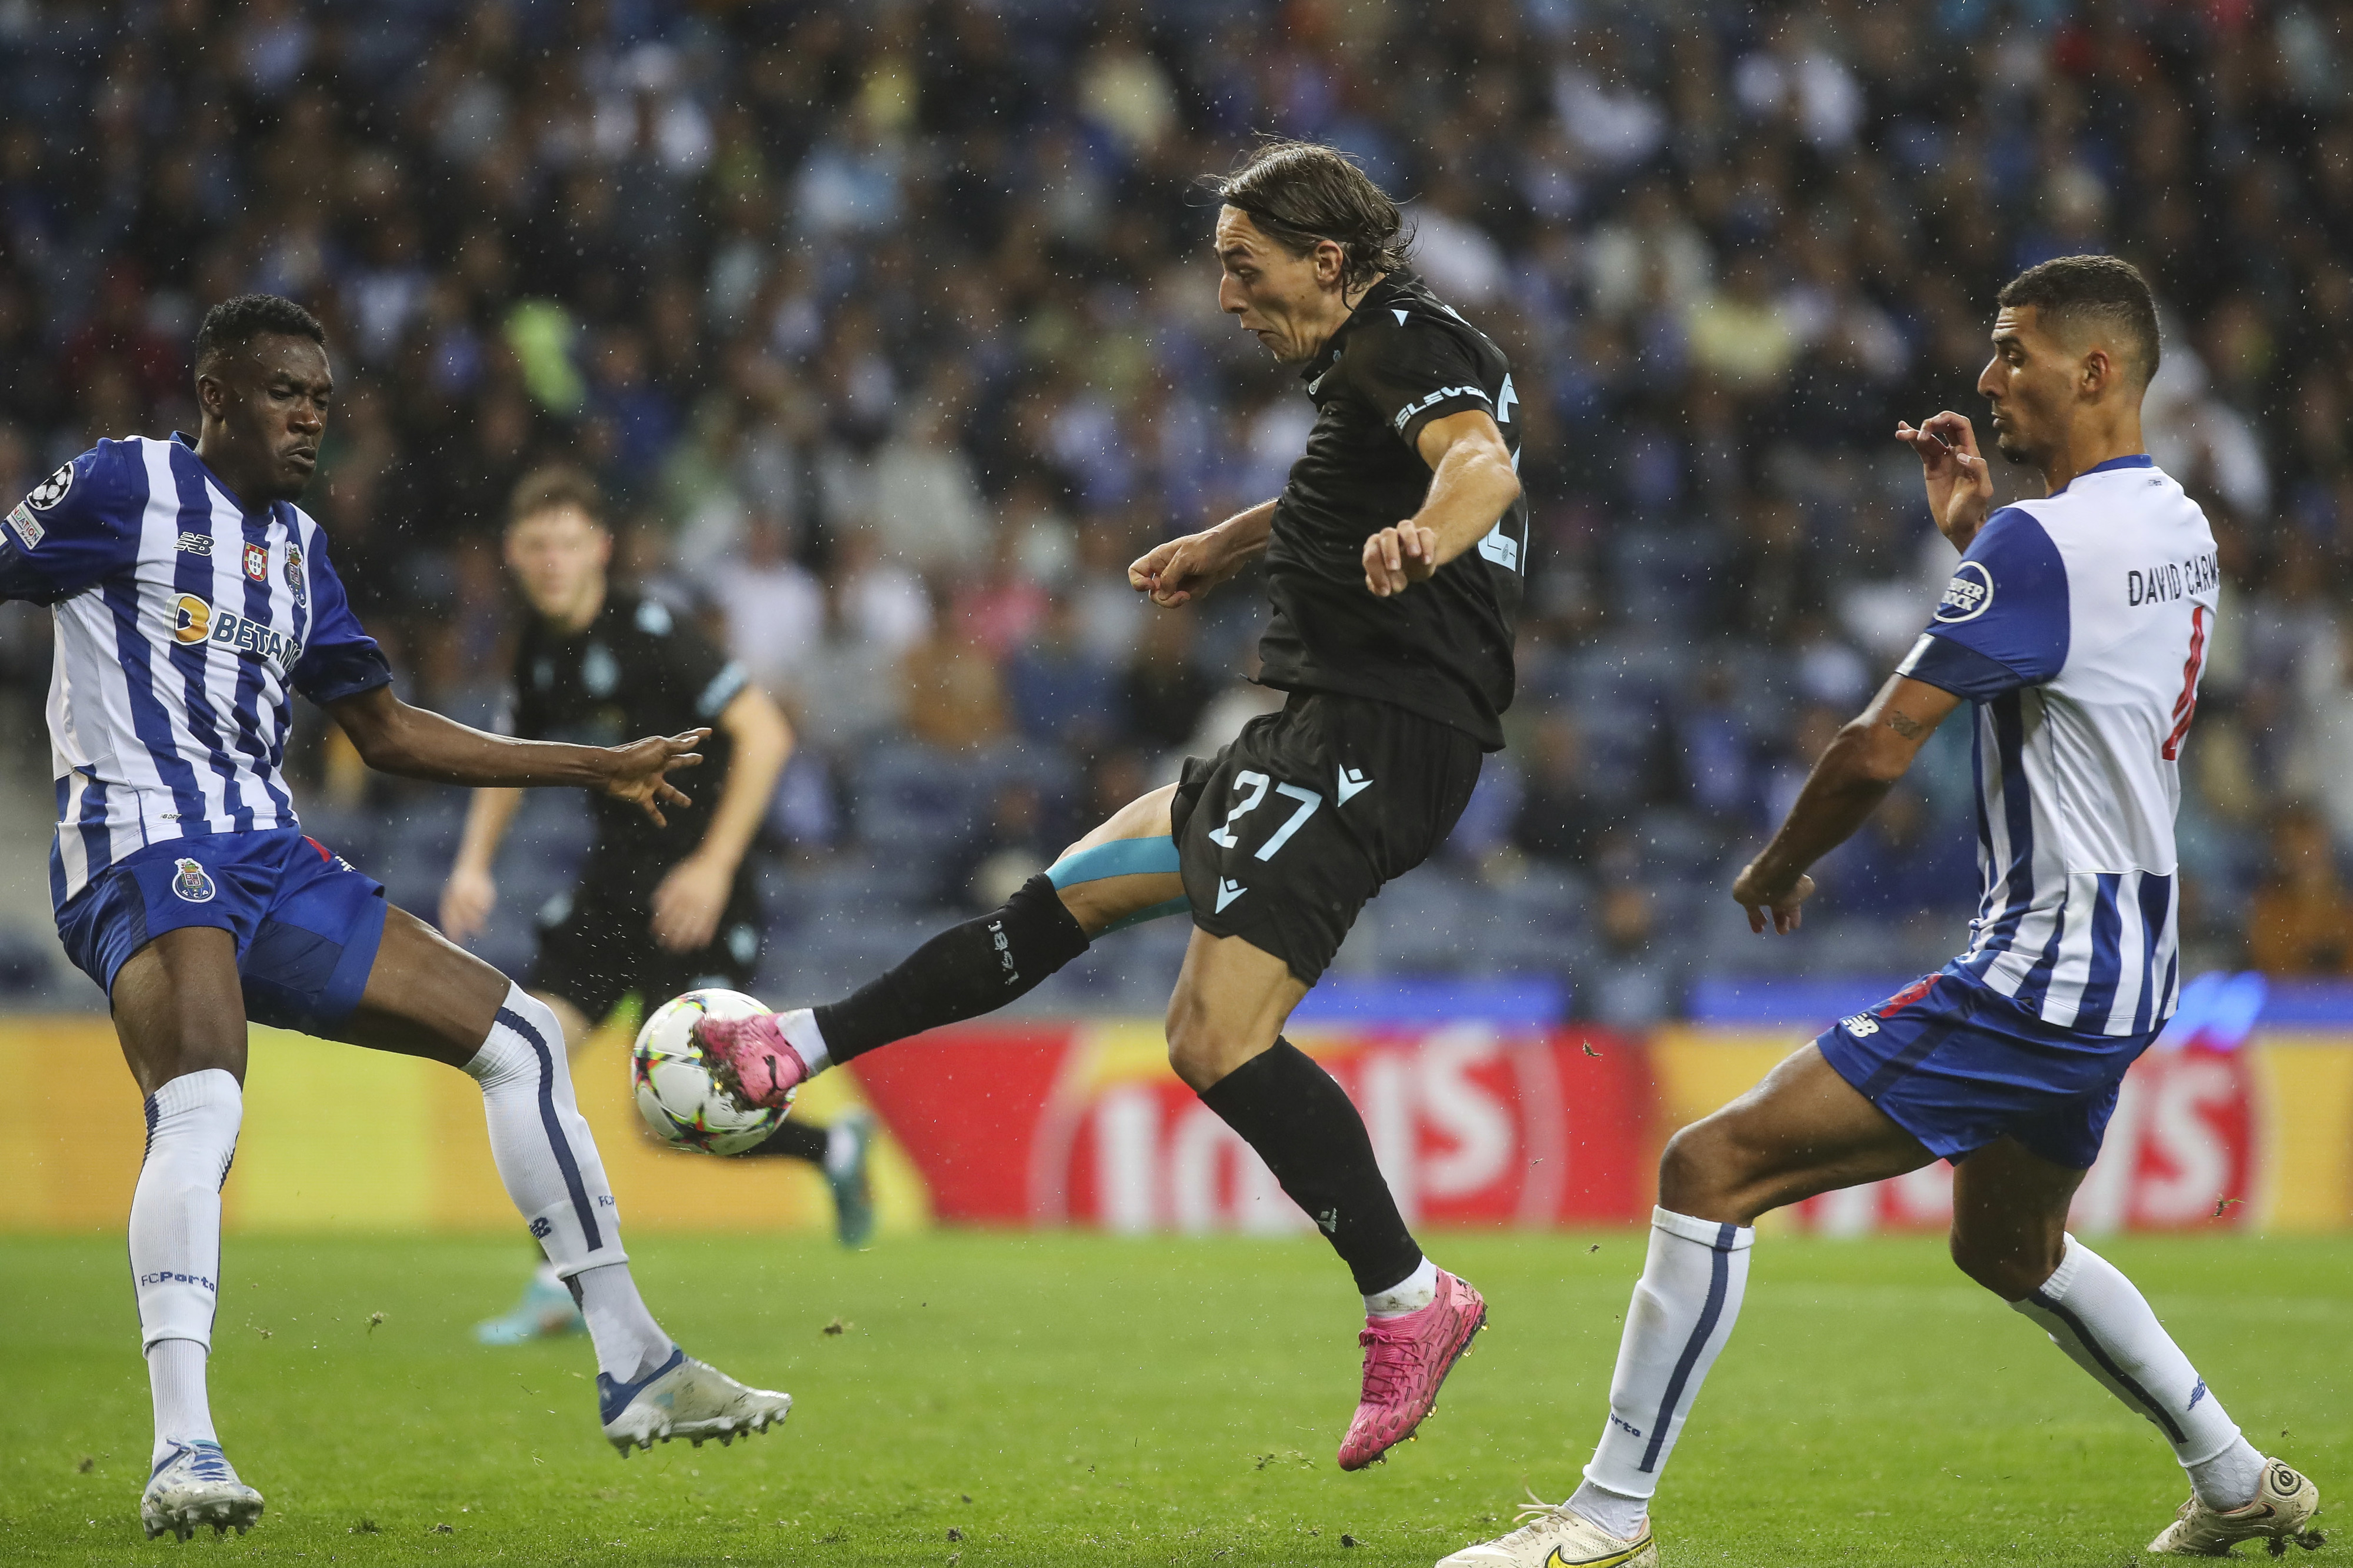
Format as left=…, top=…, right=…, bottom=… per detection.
left=1355, top=1320, right=1426, bottom=1405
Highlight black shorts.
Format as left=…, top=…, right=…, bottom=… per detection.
left=1171, top=690, right=1483, bottom=986
left=525, top=863, right=764, bottom=1024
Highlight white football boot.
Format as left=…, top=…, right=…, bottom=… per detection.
left=2148, top=1456, right=2325, bottom=1556
left=141, top=1439, right=264, bottom=1540
left=1437, top=1500, right=1658, bottom=1567
left=598, top=1346, right=792, bottom=1455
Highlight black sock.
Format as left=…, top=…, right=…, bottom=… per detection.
left=1198, top=1039, right=1422, bottom=1297
left=744, top=1119, right=829, bottom=1164
left=813, top=873, right=1089, bottom=1065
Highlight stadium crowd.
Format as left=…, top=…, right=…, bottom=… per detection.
left=4, top=0, right=2351, bottom=1015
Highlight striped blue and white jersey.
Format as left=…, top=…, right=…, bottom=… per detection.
left=1897, top=455, right=2217, bottom=1037
left=0, top=435, right=392, bottom=910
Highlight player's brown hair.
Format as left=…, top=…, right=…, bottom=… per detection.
left=507, top=464, right=605, bottom=529
left=1998, top=255, right=2162, bottom=385
left=1211, top=140, right=1411, bottom=294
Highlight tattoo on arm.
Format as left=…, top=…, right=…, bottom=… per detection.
left=1885, top=709, right=1927, bottom=740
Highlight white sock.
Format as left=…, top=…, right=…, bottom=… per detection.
left=572, top=1264, right=672, bottom=1384
left=823, top=1121, right=858, bottom=1177
left=778, top=1007, right=831, bottom=1077
left=146, top=1339, right=216, bottom=1462
left=1364, top=1256, right=1438, bottom=1317
left=129, top=1069, right=242, bottom=1465
left=465, top=985, right=668, bottom=1382
left=1579, top=1207, right=1755, bottom=1510
left=1565, top=1477, right=1649, bottom=1540
left=532, top=1258, right=563, bottom=1293
left=2012, top=1235, right=2252, bottom=1505
left=2188, top=1440, right=2268, bottom=1512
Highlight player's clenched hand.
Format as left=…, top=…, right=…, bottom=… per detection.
left=601, top=729, right=707, bottom=827
left=1129, top=529, right=1238, bottom=607
left=651, top=852, right=731, bottom=952
left=439, top=865, right=496, bottom=945
left=1896, top=412, right=1995, bottom=550
left=1362, top=522, right=1438, bottom=597
left=1731, top=860, right=1817, bottom=935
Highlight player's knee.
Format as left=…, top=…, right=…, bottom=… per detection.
left=1948, top=1227, right=2058, bottom=1301
left=1162, top=991, right=1234, bottom=1093
left=1657, top=1120, right=1737, bottom=1217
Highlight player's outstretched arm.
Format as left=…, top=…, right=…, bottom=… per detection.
left=1362, top=410, right=1520, bottom=597
left=324, top=685, right=706, bottom=826
left=1128, top=498, right=1277, bottom=607
left=1895, top=412, right=1995, bottom=551
left=1732, top=673, right=1964, bottom=934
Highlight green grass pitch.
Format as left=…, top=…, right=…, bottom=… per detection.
left=1, top=1230, right=2344, bottom=1566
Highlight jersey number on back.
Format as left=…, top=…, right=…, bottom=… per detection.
left=2161, top=605, right=2208, bottom=762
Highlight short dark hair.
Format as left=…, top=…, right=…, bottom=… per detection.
left=1210, top=140, right=1411, bottom=294
left=194, top=293, right=326, bottom=372
left=508, top=464, right=605, bottom=529
left=1997, top=255, right=2161, bottom=383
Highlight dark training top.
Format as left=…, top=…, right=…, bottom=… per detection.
left=505, top=590, right=749, bottom=870
left=1259, top=268, right=1527, bottom=750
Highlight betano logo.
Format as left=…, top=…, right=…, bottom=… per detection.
left=172, top=595, right=302, bottom=675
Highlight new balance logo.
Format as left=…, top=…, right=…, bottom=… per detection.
left=1316, top=1207, right=1339, bottom=1235
left=1841, top=1013, right=1881, bottom=1036
left=1215, top=878, right=1247, bottom=913
left=529, top=1217, right=553, bottom=1240
left=1337, top=766, right=1374, bottom=804
left=2188, top=1378, right=2207, bottom=1410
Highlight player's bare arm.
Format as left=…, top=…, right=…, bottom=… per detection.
left=1895, top=411, right=1996, bottom=551
left=651, top=685, right=792, bottom=952
left=325, top=684, right=705, bottom=826
left=1128, top=498, right=1277, bottom=608
left=1361, top=409, right=1521, bottom=597
left=440, top=785, right=525, bottom=943
left=1731, top=674, right=1964, bottom=934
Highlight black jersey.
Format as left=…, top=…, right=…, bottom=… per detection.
left=506, top=590, right=748, bottom=868
left=1257, top=268, right=1527, bottom=750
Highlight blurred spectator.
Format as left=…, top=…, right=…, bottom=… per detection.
left=2246, top=807, right=2353, bottom=977
left=0, top=0, right=2338, bottom=1006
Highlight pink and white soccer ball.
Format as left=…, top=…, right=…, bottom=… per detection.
left=630, top=987, right=788, bottom=1156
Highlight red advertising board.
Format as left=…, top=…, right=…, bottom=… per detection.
left=848, top=1022, right=1654, bottom=1230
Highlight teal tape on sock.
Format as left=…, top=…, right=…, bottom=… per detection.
left=1045, top=836, right=1181, bottom=889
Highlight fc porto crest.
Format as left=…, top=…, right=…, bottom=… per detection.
left=171, top=858, right=217, bottom=903
left=242, top=542, right=268, bottom=582
left=284, top=543, right=306, bottom=606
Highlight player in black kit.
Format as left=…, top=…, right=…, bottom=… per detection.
left=696, top=141, right=1527, bottom=1469
left=441, top=467, right=879, bottom=1345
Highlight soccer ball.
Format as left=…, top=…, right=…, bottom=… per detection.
left=631, top=988, right=788, bottom=1155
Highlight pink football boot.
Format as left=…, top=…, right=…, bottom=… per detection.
left=694, top=1010, right=811, bottom=1112
left=1336, top=1270, right=1487, bottom=1471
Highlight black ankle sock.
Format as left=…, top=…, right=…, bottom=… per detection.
left=813, top=873, right=1089, bottom=1065
left=1198, top=1038, right=1422, bottom=1296
left=744, top=1119, right=829, bottom=1164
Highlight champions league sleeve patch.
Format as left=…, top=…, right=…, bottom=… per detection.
left=25, top=461, right=74, bottom=511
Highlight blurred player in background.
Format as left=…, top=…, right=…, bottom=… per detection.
left=3, top=296, right=789, bottom=1542
left=695, top=141, right=1529, bottom=1471
left=441, top=466, right=879, bottom=1345
left=1442, top=259, right=2322, bottom=1567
